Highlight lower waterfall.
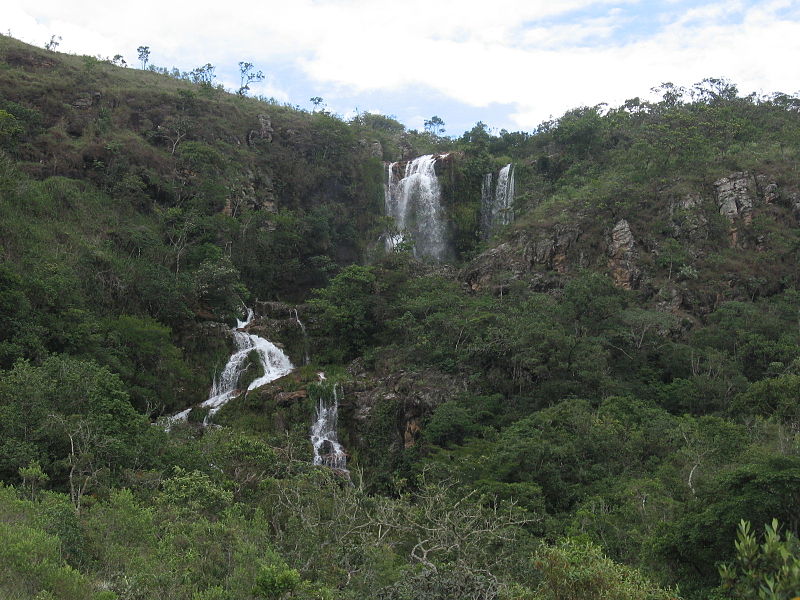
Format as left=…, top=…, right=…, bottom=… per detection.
left=310, top=383, right=348, bottom=473
left=168, top=308, right=293, bottom=426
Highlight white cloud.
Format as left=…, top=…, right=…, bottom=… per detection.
left=4, top=1, right=800, bottom=130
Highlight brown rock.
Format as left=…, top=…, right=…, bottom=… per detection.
left=275, top=389, right=308, bottom=407
left=404, top=419, right=421, bottom=448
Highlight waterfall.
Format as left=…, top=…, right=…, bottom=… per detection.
left=480, top=163, right=515, bottom=238
left=495, top=163, right=515, bottom=227
left=310, top=383, right=348, bottom=472
left=167, top=308, right=293, bottom=427
left=291, top=308, right=311, bottom=366
left=384, top=154, right=449, bottom=261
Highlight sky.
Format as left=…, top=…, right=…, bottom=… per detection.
left=5, top=0, right=800, bottom=135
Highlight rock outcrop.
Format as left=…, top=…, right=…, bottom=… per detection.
left=360, top=139, right=383, bottom=159
left=669, top=193, right=709, bottom=243
left=223, top=170, right=277, bottom=216
left=247, top=113, right=274, bottom=145
left=72, top=92, right=101, bottom=109
left=791, top=193, right=800, bottom=222
left=607, top=219, right=640, bottom=290
left=342, top=366, right=464, bottom=450
left=463, top=225, right=580, bottom=292
left=714, top=172, right=779, bottom=246
left=715, top=172, right=755, bottom=224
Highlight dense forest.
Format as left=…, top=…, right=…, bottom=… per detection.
left=1, top=34, right=800, bottom=599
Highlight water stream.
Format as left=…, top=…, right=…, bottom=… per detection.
left=494, top=163, right=515, bottom=228
left=384, top=154, right=449, bottom=261
left=480, top=163, right=515, bottom=238
left=291, top=308, right=311, bottom=366
left=168, top=308, right=293, bottom=426
left=310, top=383, right=348, bottom=472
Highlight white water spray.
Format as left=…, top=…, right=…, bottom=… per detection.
left=291, top=308, right=311, bottom=366
left=480, top=163, right=515, bottom=238
left=384, top=154, right=449, bottom=261
left=310, top=383, right=348, bottom=472
left=495, top=163, right=515, bottom=227
left=167, top=308, right=293, bottom=427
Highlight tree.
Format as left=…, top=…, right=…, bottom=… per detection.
left=50, top=414, right=111, bottom=514
left=238, top=61, right=264, bottom=96
left=189, top=63, right=216, bottom=86
left=308, top=265, right=380, bottom=362
left=254, top=563, right=301, bottom=599
left=157, top=114, right=190, bottom=154
left=44, top=35, right=61, bottom=51
left=18, top=460, right=48, bottom=500
left=533, top=538, right=675, bottom=600
left=424, top=115, right=445, bottom=135
left=137, top=45, right=150, bottom=69
left=310, top=96, right=325, bottom=111
left=719, top=519, right=800, bottom=599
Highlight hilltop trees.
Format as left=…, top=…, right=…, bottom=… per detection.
left=136, top=45, right=150, bottom=69
left=238, top=61, right=265, bottom=96
left=424, top=115, right=446, bottom=135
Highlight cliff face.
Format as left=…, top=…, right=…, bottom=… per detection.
left=463, top=170, right=799, bottom=316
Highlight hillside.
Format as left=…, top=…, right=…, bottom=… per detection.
left=2, top=34, right=800, bottom=600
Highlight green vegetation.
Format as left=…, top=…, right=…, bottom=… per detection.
left=1, top=33, right=800, bottom=599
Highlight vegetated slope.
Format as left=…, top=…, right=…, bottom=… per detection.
left=296, top=79, right=800, bottom=598
left=2, top=32, right=800, bottom=600
left=0, top=33, right=388, bottom=414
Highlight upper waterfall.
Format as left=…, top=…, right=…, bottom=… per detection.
left=495, top=163, right=515, bottom=227
left=481, top=163, right=515, bottom=239
left=384, top=154, right=450, bottom=261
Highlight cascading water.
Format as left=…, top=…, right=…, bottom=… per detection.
left=168, top=308, right=293, bottom=427
left=480, top=163, right=515, bottom=239
left=291, top=308, right=310, bottom=366
left=384, top=154, right=449, bottom=261
left=494, top=163, right=515, bottom=227
left=310, top=383, right=348, bottom=472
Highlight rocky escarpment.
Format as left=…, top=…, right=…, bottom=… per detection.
left=714, top=171, right=781, bottom=246
left=463, top=224, right=582, bottom=293
left=464, top=171, right=797, bottom=314
left=247, top=113, right=274, bottom=146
